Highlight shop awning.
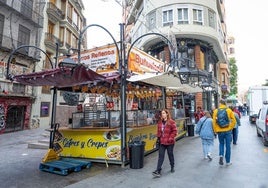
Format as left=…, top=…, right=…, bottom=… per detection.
left=12, top=64, right=109, bottom=88
left=127, top=72, right=203, bottom=93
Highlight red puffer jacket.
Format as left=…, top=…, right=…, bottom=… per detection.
left=157, top=119, right=178, bottom=145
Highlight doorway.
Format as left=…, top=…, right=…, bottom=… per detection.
left=5, top=106, right=26, bottom=132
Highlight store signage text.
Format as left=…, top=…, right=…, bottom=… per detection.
left=62, top=138, right=108, bottom=149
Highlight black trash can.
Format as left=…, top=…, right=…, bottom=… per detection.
left=129, top=141, right=145, bottom=169
left=187, top=124, right=195, bottom=136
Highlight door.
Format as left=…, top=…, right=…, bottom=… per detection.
left=5, top=106, right=25, bottom=132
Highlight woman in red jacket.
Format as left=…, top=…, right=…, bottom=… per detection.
left=152, top=109, right=178, bottom=177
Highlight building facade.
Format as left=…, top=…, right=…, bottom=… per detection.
left=0, top=0, right=45, bottom=133
left=0, top=0, right=87, bottom=133
left=124, top=0, right=230, bottom=111
left=36, top=0, right=87, bottom=129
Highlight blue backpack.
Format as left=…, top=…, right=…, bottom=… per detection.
left=216, top=108, right=229, bottom=128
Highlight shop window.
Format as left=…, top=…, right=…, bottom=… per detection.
left=40, top=102, right=50, bottom=117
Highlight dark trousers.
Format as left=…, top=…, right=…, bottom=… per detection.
left=156, top=144, right=175, bottom=171
left=232, top=128, right=238, bottom=144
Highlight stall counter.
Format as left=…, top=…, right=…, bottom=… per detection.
left=57, top=118, right=187, bottom=164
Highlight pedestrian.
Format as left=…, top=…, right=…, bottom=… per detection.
left=195, top=111, right=215, bottom=161
left=194, top=106, right=205, bottom=123
left=230, top=106, right=241, bottom=145
left=212, top=99, right=236, bottom=166
left=152, top=109, right=177, bottom=177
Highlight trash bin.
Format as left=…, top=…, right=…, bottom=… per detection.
left=128, top=140, right=145, bottom=169
left=187, top=124, right=195, bottom=136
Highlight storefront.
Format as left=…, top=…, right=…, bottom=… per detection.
left=0, top=96, right=32, bottom=133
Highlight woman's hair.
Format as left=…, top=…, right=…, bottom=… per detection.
left=204, top=111, right=212, bottom=118
left=161, top=109, right=171, bottom=120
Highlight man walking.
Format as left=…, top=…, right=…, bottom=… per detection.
left=212, top=99, right=236, bottom=166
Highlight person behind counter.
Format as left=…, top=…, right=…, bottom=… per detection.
left=152, top=109, right=178, bottom=178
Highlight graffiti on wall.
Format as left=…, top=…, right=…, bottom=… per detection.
left=0, top=105, right=5, bottom=131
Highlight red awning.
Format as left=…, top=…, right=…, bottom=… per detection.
left=13, top=65, right=110, bottom=88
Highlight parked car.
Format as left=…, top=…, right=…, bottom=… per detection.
left=256, top=102, right=268, bottom=146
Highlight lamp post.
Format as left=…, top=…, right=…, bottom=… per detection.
left=5, top=43, right=77, bottom=152
left=6, top=45, right=54, bottom=80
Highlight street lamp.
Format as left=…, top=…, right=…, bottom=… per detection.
left=5, top=43, right=63, bottom=162
left=6, top=45, right=55, bottom=80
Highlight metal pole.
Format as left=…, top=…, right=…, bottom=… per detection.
left=49, top=43, right=59, bottom=149
left=119, top=23, right=127, bottom=167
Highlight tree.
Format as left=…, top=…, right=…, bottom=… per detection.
left=229, top=57, right=238, bottom=96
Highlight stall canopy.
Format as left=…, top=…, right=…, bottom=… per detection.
left=12, top=64, right=109, bottom=88
left=127, top=72, right=203, bottom=93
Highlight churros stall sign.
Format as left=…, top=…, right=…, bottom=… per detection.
left=67, top=44, right=118, bottom=71
left=128, top=46, right=165, bottom=74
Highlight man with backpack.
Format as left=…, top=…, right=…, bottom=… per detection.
left=212, top=99, right=236, bottom=166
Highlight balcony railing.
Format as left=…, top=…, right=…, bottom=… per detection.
left=44, top=33, right=63, bottom=48
left=46, top=2, right=64, bottom=22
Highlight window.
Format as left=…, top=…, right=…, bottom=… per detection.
left=66, top=29, right=71, bottom=46
left=67, top=3, right=73, bottom=23
left=40, top=102, right=50, bottom=117
left=73, top=10, right=78, bottom=30
left=229, top=47, right=235, bottom=54
left=12, top=83, right=25, bottom=94
left=178, top=8, right=189, bottom=24
left=18, top=25, right=30, bottom=54
left=59, top=27, right=64, bottom=44
left=193, top=9, right=203, bottom=25
left=21, top=0, right=33, bottom=18
left=221, top=73, right=225, bottom=84
left=147, top=11, right=156, bottom=30
left=163, top=9, right=173, bottom=26
left=208, top=9, right=216, bottom=28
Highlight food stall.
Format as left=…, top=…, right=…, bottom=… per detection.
left=11, top=45, right=201, bottom=165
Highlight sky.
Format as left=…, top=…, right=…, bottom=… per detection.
left=83, top=0, right=268, bottom=93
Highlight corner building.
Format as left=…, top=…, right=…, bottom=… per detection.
left=124, top=0, right=230, bottom=112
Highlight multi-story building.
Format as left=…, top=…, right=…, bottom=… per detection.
left=0, top=0, right=86, bottom=133
left=36, top=0, right=87, bottom=129
left=124, top=0, right=230, bottom=111
left=0, top=0, right=45, bottom=133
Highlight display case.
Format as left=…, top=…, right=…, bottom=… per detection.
left=72, top=112, right=84, bottom=128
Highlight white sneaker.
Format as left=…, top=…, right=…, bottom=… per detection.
left=226, top=162, right=232, bottom=166
left=207, top=154, right=212, bottom=161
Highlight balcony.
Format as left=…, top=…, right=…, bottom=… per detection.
left=60, top=16, right=80, bottom=37
left=46, top=2, right=64, bottom=24
left=44, top=33, right=63, bottom=51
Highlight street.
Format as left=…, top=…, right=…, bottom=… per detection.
left=0, top=116, right=267, bottom=188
